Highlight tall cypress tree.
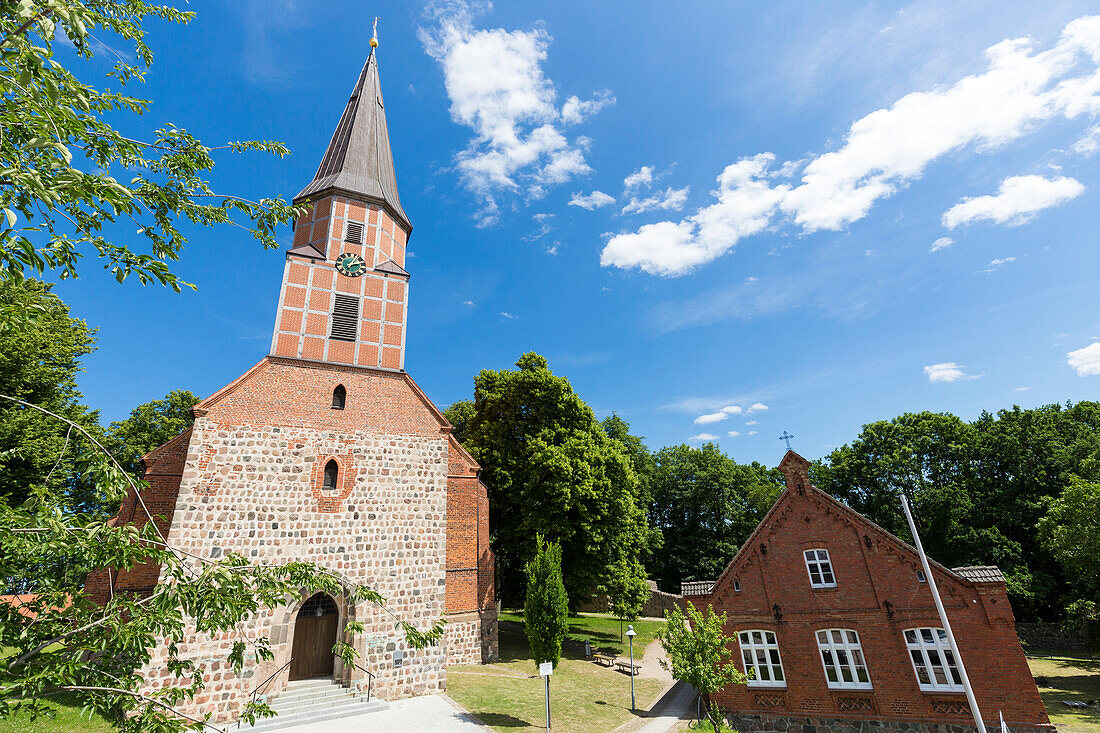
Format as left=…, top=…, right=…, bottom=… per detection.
left=524, top=535, right=569, bottom=668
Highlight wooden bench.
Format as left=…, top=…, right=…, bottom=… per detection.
left=592, top=653, right=615, bottom=667
left=615, top=660, right=641, bottom=676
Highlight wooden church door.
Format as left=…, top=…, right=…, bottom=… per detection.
left=289, top=593, right=339, bottom=680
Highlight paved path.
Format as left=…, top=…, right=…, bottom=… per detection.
left=633, top=682, right=697, bottom=733
left=274, top=693, right=490, bottom=732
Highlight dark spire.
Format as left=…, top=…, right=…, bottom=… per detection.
left=294, top=49, right=411, bottom=232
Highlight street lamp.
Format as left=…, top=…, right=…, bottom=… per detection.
left=626, top=625, right=637, bottom=711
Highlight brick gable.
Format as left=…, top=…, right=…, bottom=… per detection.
left=702, top=451, right=1050, bottom=733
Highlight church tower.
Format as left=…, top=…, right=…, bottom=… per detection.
left=86, top=44, right=498, bottom=725
left=271, top=47, right=411, bottom=371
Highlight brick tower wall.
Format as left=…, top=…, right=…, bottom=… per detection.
left=120, top=358, right=493, bottom=723
left=271, top=196, right=409, bottom=371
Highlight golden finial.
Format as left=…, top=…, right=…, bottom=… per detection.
left=370, top=17, right=379, bottom=48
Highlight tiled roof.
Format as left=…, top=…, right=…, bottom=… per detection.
left=951, top=565, right=1006, bottom=583
left=681, top=580, right=715, bottom=596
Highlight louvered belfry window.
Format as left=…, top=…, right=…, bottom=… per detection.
left=329, top=294, right=359, bottom=341
left=345, top=221, right=364, bottom=243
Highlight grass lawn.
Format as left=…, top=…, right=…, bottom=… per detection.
left=448, top=616, right=666, bottom=732
left=499, top=609, right=667, bottom=656
left=1028, top=655, right=1100, bottom=733
left=0, top=694, right=113, bottom=733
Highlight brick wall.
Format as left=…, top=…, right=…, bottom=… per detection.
left=704, top=452, right=1051, bottom=733
left=272, top=196, right=410, bottom=371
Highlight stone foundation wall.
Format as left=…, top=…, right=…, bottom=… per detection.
left=445, top=613, right=483, bottom=666
left=481, top=607, right=499, bottom=661
left=577, top=588, right=683, bottom=618
left=723, top=711, right=1054, bottom=733
left=1016, top=622, right=1090, bottom=656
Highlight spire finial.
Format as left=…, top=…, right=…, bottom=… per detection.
left=370, top=17, right=379, bottom=48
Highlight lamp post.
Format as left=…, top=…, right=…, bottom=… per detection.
left=626, top=625, right=637, bottom=711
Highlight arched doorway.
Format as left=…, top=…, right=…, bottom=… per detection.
left=289, top=593, right=339, bottom=680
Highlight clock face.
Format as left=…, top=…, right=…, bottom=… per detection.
left=335, top=252, right=367, bottom=277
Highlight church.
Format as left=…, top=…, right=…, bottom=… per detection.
left=85, top=44, right=498, bottom=723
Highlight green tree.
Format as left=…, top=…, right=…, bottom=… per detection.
left=443, top=399, right=475, bottom=444
left=461, top=353, right=650, bottom=606
left=647, top=443, right=780, bottom=592
left=524, top=535, right=569, bottom=668
left=601, top=557, right=649, bottom=642
left=0, top=278, right=99, bottom=513
left=658, top=602, right=745, bottom=732
left=105, top=389, right=201, bottom=476
left=601, top=413, right=656, bottom=491
left=1039, top=476, right=1100, bottom=598
left=0, top=1, right=300, bottom=294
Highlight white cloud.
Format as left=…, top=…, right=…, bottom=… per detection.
left=462, top=299, right=475, bottom=306
left=727, top=431, right=741, bottom=438
left=694, top=404, right=743, bottom=424
left=623, top=166, right=654, bottom=192
left=943, top=175, right=1085, bottom=228
left=931, top=236, right=954, bottom=252
left=983, top=256, right=1017, bottom=273
left=746, top=402, right=769, bottom=413
left=745, top=420, right=759, bottom=426
left=621, top=186, right=691, bottom=215
left=569, top=190, right=616, bottom=210
left=1013, top=386, right=1031, bottom=392
left=923, top=362, right=979, bottom=383
left=500, top=311, right=518, bottom=319
left=747, top=430, right=758, bottom=436
left=690, top=433, right=719, bottom=442
left=601, top=16, right=1100, bottom=275
left=1075, top=124, right=1100, bottom=156
left=561, top=90, right=615, bottom=124
left=419, top=2, right=609, bottom=225
left=1067, top=343, right=1100, bottom=376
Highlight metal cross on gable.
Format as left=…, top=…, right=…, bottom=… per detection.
left=779, top=430, right=795, bottom=450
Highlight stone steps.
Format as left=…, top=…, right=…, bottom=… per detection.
left=233, top=678, right=387, bottom=732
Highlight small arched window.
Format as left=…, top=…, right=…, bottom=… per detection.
left=323, top=459, right=339, bottom=491
left=332, top=384, right=346, bottom=410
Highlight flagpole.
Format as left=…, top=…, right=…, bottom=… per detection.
left=901, top=494, right=987, bottom=733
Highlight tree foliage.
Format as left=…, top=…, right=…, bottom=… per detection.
left=602, top=557, right=649, bottom=626
left=658, top=602, right=745, bottom=732
left=0, top=0, right=302, bottom=293
left=1039, top=475, right=1100, bottom=598
left=105, top=389, right=200, bottom=476
left=443, top=399, right=475, bottom=445
left=818, top=403, right=1100, bottom=619
left=460, top=353, right=651, bottom=606
left=523, top=535, right=569, bottom=669
left=0, top=277, right=99, bottom=513
left=647, top=444, right=781, bottom=593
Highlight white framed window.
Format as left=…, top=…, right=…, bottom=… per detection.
left=804, top=549, right=836, bottom=588
left=738, top=631, right=785, bottom=687
left=816, top=629, right=872, bottom=689
left=904, top=627, right=964, bottom=692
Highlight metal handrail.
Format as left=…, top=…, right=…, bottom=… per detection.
left=335, top=655, right=375, bottom=703
left=237, top=658, right=292, bottom=729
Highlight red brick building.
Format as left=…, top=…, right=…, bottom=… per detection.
left=685, top=450, right=1050, bottom=733
left=86, top=46, right=496, bottom=723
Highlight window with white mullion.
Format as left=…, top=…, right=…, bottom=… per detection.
left=804, top=548, right=837, bottom=588
left=904, top=627, right=964, bottom=692
left=738, top=630, right=786, bottom=688
left=816, top=629, right=872, bottom=689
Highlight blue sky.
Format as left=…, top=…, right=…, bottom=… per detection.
left=54, top=0, right=1100, bottom=465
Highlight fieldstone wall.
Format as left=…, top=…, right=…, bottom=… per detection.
left=577, top=588, right=683, bottom=618
left=724, top=711, right=1053, bottom=733
left=1016, top=622, right=1090, bottom=656
left=138, top=417, right=452, bottom=723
